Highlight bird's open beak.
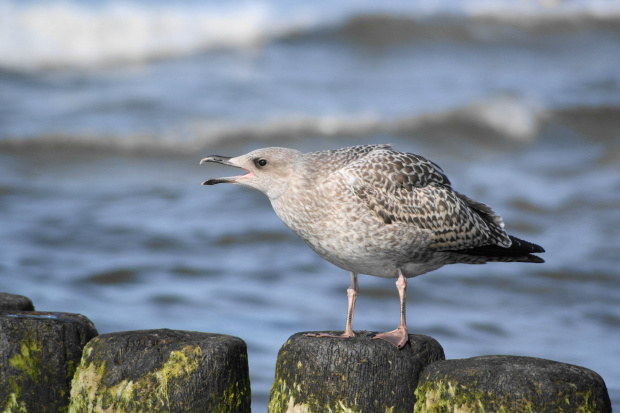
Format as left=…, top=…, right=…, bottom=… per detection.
left=200, top=155, right=233, bottom=166
left=200, top=155, right=254, bottom=185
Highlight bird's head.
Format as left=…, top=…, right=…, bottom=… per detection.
left=200, top=147, right=301, bottom=199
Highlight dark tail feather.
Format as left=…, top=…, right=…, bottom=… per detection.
left=448, top=235, right=545, bottom=263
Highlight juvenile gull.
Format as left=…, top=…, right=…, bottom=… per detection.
left=200, top=144, right=544, bottom=348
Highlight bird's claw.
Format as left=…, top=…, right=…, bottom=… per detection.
left=372, top=327, right=409, bottom=349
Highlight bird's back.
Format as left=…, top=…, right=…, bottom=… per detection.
left=341, top=147, right=512, bottom=248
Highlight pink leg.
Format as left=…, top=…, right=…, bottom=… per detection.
left=373, top=269, right=409, bottom=348
left=306, top=272, right=358, bottom=338
left=342, top=271, right=359, bottom=337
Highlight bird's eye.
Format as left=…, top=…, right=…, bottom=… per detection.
left=255, top=158, right=268, bottom=167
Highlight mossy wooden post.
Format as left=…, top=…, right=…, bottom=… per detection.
left=69, top=329, right=250, bottom=413
left=269, top=331, right=445, bottom=413
left=415, top=355, right=612, bottom=413
left=0, top=310, right=98, bottom=413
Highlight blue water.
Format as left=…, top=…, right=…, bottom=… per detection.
left=1, top=0, right=620, bottom=410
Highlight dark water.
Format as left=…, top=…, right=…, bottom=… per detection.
left=1, top=0, right=619, bottom=410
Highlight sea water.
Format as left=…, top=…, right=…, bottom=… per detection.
left=1, top=0, right=619, bottom=410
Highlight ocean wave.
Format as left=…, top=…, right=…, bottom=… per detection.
left=0, top=96, right=550, bottom=156
left=0, top=1, right=313, bottom=71
left=1, top=0, right=619, bottom=71
left=335, top=12, right=620, bottom=46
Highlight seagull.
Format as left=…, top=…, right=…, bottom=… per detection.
left=200, top=144, right=544, bottom=348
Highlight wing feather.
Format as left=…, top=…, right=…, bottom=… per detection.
left=343, top=148, right=511, bottom=250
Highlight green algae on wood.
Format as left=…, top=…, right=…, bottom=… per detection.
left=0, top=311, right=98, bottom=413
left=70, top=345, right=203, bottom=412
left=414, top=355, right=612, bottom=413
left=9, top=341, right=42, bottom=384
left=268, top=331, right=444, bottom=413
left=69, top=329, right=250, bottom=413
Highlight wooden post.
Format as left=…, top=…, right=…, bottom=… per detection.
left=69, top=329, right=251, bottom=413
left=0, top=293, right=35, bottom=311
left=269, top=331, right=445, bottom=413
left=0, top=310, right=98, bottom=413
left=415, top=355, right=612, bottom=413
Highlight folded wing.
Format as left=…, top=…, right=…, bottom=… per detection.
left=343, top=148, right=513, bottom=252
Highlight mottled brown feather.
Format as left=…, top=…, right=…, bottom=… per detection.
left=343, top=148, right=512, bottom=251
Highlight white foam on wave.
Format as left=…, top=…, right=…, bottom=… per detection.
left=0, top=96, right=547, bottom=155
left=193, top=96, right=545, bottom=145
left=455, top=96, right=546, bottom=142
left=2, top=0, right=618, bottom=71
left=0, top=0, right=315, bottom=71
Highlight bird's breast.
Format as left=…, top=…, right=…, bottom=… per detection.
left=270, top=187, right=435, bottom=277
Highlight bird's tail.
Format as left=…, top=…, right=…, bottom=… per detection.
left=448, top=235, right=545, bottom=264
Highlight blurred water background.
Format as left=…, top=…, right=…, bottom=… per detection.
left=1, top=0, right=619, bottom=410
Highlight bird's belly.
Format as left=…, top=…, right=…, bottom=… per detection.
left=306, top=240, right=443, bottom=279
left=311, top=241, right=401, bottom=278
left=273, top=199, right=438, bottom=277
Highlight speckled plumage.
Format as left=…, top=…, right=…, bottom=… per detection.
left=200, top=144, right=544, bottom=347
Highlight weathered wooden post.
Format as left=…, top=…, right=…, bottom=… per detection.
left=0, top=306, right=98, bottom=412
left=69, top=329, right=251, bottom=413
left=0, top=293, right=35, bottom=311
left=269, top=331, right=445, bottom=413
left=414, top=355, right=612, bottom=413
